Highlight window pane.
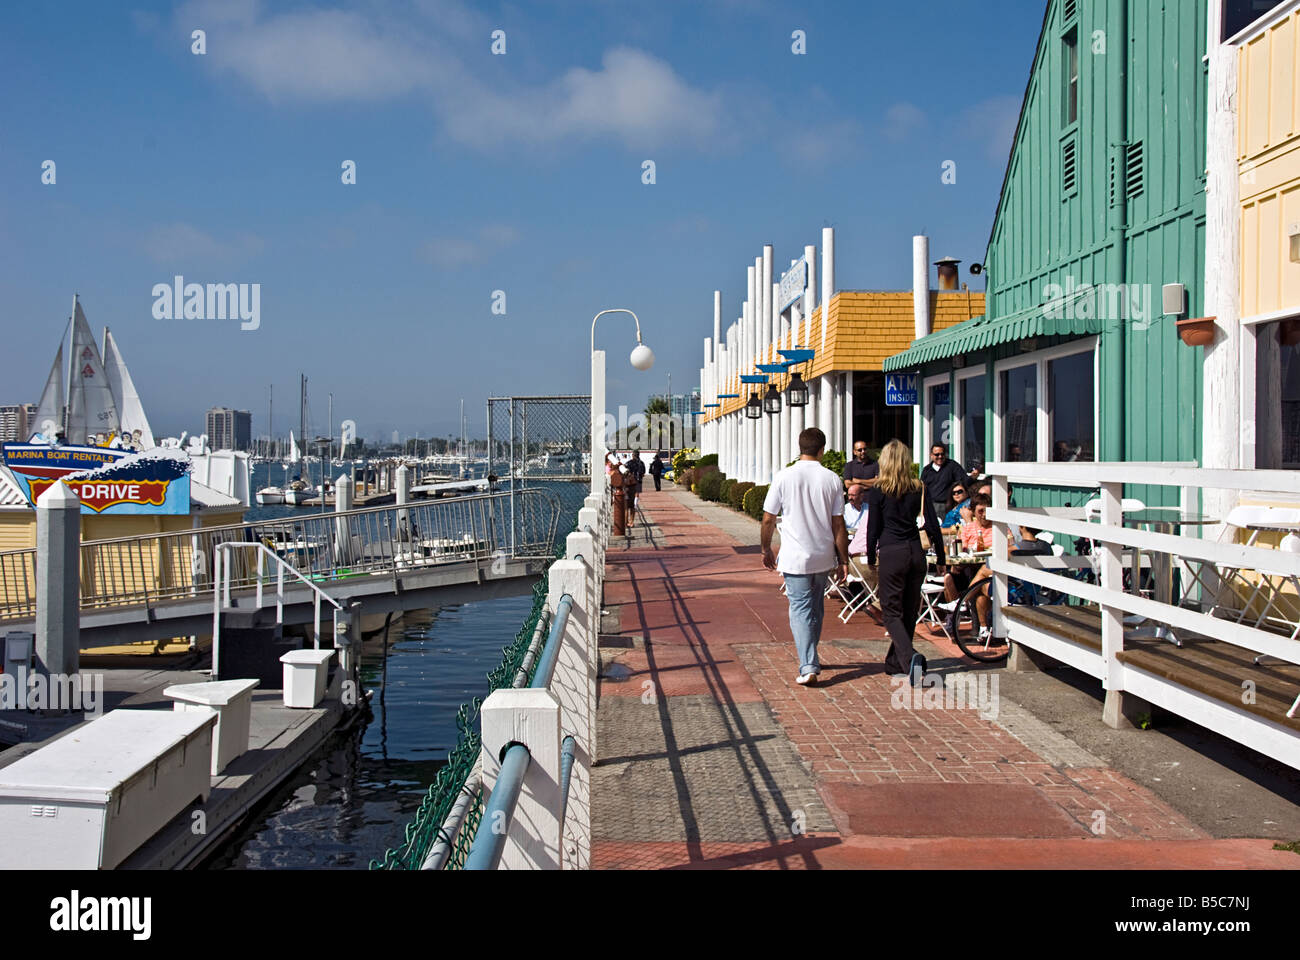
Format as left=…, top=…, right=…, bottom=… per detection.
left=1048, top=351, right=1095, bottom=461
left=1063, top=29, right=1078, bottom=125
left=960, top=376, right=986, bottom=472
left=1257, top=323, right=1300, bottom=469
left=928, top=381, right=951, bottom=453
left=1224, top=0, right=1288, bottom=40
left=1000, top=366, right=1036, bottom=461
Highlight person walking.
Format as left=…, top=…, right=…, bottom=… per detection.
left=624, top=450, right=646, bottom=527
left=649, top=452, right=664, bottom=491
left=866, top=439, right=946, bottom=684
left=760, top=428, right=849, bottom=687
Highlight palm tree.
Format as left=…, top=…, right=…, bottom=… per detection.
left=644, top=396, right=671, bottom=451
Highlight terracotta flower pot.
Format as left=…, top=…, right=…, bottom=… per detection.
left=1176, top=316, right=1216, bottom=347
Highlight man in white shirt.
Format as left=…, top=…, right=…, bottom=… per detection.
left=760, top=427, right=849, bottom=687
left=843, top=483, right=867, bottom=534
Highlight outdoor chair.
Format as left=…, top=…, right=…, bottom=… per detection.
left=1200, top=507, right=1300, bottom=648
left=835, top=559, right=879, bottom=624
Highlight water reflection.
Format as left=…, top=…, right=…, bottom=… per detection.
left=203, top=595, right=533, bottom=869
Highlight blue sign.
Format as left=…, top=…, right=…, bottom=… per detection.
left=885, top=373, right=918, bottom=406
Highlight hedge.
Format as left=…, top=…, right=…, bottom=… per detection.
left=742, top=484, right=769, bottom=520
left=697, top=470, right=725, bottom=502
left=718, top=477, right=736, bottom=505
left=672, top=447, right=698, bottom=476
left=677, top=466, right=697, bottom=488
left=729, top=480, right=754, bottom=511
left=695, top=453, right=719, bottom=470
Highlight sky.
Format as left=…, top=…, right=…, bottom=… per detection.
left=0, top=0, right=1048, bottom=443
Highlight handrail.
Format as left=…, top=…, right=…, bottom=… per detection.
left=513, top=609, right=553, bottom=689
left=463, top=743, right=530, bottom=870
left=529, top=594, right=573, bottom=690
left=213, top=542, right=342, bottom=678
left=558, top=735, right=577, bottom=828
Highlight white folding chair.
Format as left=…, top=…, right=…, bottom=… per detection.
left=920, top=577, right=952, bottom=639
left=836, top=559, right=879, bottom=623
left=1083, top=497, right=1151, bottom=595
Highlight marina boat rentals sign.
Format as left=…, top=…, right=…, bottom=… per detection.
left=1, top=444, right=191, bottom=514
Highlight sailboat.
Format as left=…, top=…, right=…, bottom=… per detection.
left=255, top=384, right=284, bottom=504
left=26, top=296, right=152, bottom=449
left=284, top=375, right=318, bottom=506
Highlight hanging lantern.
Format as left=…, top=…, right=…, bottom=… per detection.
left=763, top=383, right=782, bottom=415
left=745, top=392, right=762, bottom=420
left=785, top=371, right=809, bottom=408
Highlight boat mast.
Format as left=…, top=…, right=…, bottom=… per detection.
left=299, top=374, right=307, bottom=470
left=328, top=392, right=333, bottom=462
left=268, top=384, right=273, bottom=460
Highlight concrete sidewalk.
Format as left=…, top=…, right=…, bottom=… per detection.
left=591, top=487, right=1300, bottom=869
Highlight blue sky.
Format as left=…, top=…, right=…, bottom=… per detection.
left=0, top=0, right=1047, bottom=442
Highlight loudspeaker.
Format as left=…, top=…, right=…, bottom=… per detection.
left=1162, top=283, right=1185, bottom=316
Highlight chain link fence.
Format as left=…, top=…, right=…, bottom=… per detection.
left=487, top=396, right=591, bottom=542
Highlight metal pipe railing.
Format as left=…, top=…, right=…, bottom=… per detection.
left=558, top=735, right=577, bottom=828
left=529, top=594, right=573, bottom=690
left=421, top=769, right=483, bottom=871
left=463, top=743, right=530, bottom=870
left=512, top=609, right=552, bottom=689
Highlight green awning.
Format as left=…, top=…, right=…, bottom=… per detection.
left=882, top=292, right=1104, bottom=372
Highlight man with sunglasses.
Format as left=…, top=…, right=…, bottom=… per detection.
left=843, top=441, right=879, bottom=492
left=920, top=443, right=966, bottom=512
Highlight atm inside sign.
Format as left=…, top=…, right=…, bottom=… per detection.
left=885, top=373, right=918, bottom=406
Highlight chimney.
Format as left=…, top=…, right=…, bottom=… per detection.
left=934, top=256, right=962, bottom=291
left=913, top=235, right=931, bottom=340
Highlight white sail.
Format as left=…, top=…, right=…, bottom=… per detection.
left=30, top=339, right=66, bottom=441
left=101, top=328, right=155, bottom=449
left=288, top=430, right=301, bottom=463
left=64, top=298, right=120, bottom=445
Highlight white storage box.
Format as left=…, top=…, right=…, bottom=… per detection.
left=0, top=709, right=216, bottom=869
left=279, top=649, right=335, bottom=708
left=163, top=679, right=260, bottom=775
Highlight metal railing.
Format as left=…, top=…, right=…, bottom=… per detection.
left=212, top=542, right=344, bottom=675
left=463, top=592, right=573, bottom=871
left=0, top=487, right=561, bottom=622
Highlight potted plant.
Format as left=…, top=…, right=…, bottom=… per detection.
left=1175, top=316, right=1216, bottom=347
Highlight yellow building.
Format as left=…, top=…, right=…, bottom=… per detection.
left=1237, top=3, right=1300, bottom=471
left=699, top=232, right=985, bottom=484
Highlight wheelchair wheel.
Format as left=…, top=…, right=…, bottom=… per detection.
left=953, top=578, right=1012, bottom=663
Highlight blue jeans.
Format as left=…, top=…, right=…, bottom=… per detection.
left=783, top=571, right=830, bottom=676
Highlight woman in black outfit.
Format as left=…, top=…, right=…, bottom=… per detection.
left=866, top=439, right=946, bottom=684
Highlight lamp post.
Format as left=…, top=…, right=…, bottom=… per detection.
left=591, top=308, right=654, bottom=494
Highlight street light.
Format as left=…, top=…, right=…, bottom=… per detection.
left=786, top=371, right=809, bottom=408
left=590, top=308, right=654, bottom=494
left=745, top=392, right=762, bottom=420
left=763, top=383, right=782, bottom=415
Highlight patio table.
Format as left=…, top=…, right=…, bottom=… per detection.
left=1121, top=507, right=1219, bottom=645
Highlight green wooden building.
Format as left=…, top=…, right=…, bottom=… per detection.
left=884, top=0, right=1207, bottom=508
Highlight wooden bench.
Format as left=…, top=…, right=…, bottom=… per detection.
left=1004, top=603, right=1300, bottom=732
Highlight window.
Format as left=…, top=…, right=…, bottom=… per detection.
left=1000, top=366, right=1037, bottom=462
left=994, top=338, right=1098, bottom=463
left=1223, top=1, right=1289, bottom=41
left=1255, top=319, right=1300, bottom=469
left=1062, top=28, right=1078, bottom=127
left=957, top=371, right=986, bottom=472
left=1048, top=351, right=1095, bottom=461
left=924, top=376, right=952, bottom=455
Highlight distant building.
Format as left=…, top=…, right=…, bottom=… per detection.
left=206, top=407, right=252, bottom=451
left=0, top=405, right=32, bottom=443
left=669, top=391, right=699, bottom=421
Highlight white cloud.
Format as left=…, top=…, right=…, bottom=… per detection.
left=420, top=224, right=520, bottom=269
left=882, top=102, right=927, bottom=143
left=172, top=1, right=728, bottom=149
left=961, top=95, right=1022, bottom=163
left=141, top=222, right=264, bottom=264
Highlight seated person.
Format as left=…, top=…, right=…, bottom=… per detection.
left=942, top=482, right=970, bottom=529
left=843, top=483, right=867, bottom=534
left=843, top=513, right=880, bottom=599
left=943, top=495, right=995, bottom=600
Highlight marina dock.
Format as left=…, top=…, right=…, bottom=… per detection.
left=0, top=647, right=355, bottom=869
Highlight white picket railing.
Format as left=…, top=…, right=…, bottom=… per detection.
left=471, top=480, right=611, bottom=868
left=984, top=461, right=1300, bottom=768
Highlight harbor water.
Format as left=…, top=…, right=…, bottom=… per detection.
left=202, top=460, right=577, bottom=868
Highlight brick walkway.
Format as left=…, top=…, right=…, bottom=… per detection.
left=591, top=487, right=1298, bottom=869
